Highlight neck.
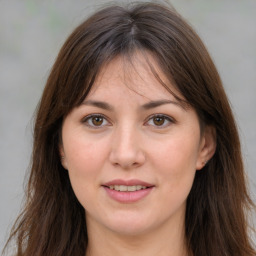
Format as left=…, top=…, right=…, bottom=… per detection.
left=85, top=213, right=189, bottom=256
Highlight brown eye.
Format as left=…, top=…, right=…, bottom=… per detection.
left=147, top=115, right=174, bottom=128
left=153, top=116, right=165, bottom=126
left=92, top=116, right=103, bottom=126
left=83, top=114, right=109, bottom=128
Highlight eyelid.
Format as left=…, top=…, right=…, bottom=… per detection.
left=81, top=113, right=175, bottom=129
left=81, top=113, right=111, bottom=128
left=145, top=114, right=175, bottom=128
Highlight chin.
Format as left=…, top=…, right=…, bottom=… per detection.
left=102, top=211, right=161, bottom=236
left=109, top=222, right=153, bottom=237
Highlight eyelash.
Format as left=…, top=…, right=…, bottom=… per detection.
left=146, top=114, right=175, bottom=128
left=81, top=114, right=175, bottom=129
left=82, top=114, right=110, bottom=129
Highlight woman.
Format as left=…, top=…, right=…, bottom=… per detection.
left=3, top=2, right=255, bottom=256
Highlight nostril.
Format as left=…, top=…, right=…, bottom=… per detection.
left=109, top=146, right=146, bottom=169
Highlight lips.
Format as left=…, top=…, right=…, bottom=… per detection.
left=102, top=179, right=155, bottom=203
left=103, top=179, right=154, bottom=187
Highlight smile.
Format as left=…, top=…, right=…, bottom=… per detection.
left=102, top=179, right=154, bottom=203
left=108, top=185, right=147, bottom=192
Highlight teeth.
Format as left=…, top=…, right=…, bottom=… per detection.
left=119, top=185, right=127, bottom=191
left=108, top=185, right=147, bottom=191
left=128, top=185, right=136, bottom=191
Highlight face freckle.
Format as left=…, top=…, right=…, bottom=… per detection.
left=60, top=53, right=213, bottom=238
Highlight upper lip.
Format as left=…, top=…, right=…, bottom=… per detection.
left=103, top=179, right=154, bottom=187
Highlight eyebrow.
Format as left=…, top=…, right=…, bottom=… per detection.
left=141, top=99, right=185, bottom=110
left=82, top=100, right=114, bottom=111
left=82, top=99, right=186, bottom=111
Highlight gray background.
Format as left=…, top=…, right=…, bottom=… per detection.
left=1, top=0, right=255, bottom=251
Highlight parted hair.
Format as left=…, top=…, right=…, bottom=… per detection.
left=3, top=2, right=255, bottom=256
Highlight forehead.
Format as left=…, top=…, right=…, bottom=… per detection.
left=86, top=52, right=183, bottom=103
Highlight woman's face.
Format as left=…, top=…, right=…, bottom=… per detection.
left=60, top=54, right=214, bottom=237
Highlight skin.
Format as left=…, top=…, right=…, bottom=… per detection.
left=60, top=53, right=216, bottom=256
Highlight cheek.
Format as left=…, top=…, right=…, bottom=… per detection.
left=152, top=134, right=200, bottom=168
left=63, top=136, right=105, bottom=199
left=151, top=135, right=200, bottom=191
left=64, top=132, right=107, bottom=173
left=155, top=140, right=198, bottom=214
left=64, top=145, right=102, bottom=212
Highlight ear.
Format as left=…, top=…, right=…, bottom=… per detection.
left=59, top=145, right=68, bottom=170
left=196, top=125, right=216, bottom=170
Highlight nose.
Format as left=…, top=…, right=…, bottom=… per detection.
left=109, top=125, right=146, bottom=169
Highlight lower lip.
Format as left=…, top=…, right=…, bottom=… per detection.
left=103, top=186, right=154, bottom=203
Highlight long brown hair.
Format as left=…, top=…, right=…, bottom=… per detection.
left=3, top=2, right=255, bottom=256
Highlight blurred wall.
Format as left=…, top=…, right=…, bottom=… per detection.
left=1, top=0, right=255, bottom=251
